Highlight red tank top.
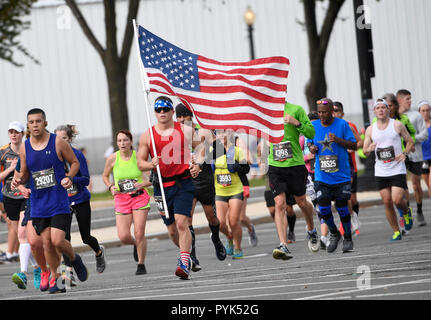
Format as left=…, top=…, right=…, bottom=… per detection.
left=149, top=122, right=191, bottom=187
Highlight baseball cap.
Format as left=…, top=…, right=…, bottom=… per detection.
left=175, top=103, right=193, bottom=117
left=8, top=121, right=25, bottom=133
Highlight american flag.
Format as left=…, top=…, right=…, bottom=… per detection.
left=137, top=25, right=289, bottom=143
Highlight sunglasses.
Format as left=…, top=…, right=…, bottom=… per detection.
left=333, top=108, right=340, bottom=112
left=155, top=107, right=173, bottom=113
left=316, top=100, right=329, bottom=105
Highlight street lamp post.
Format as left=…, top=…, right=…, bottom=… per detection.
left=244, top=6, right=256, bottom=60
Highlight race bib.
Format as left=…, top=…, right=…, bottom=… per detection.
left=154, top=195, right=165, bottom=215
left=118, top=179, right=137, bottom=194
left=32, top=168, right=57, bottom=190
left=319, top=155, right=339, bottom=173
left=376, top=146, right=395, bottom=163
left=217, top=174, right=232, bottom=187
left=273, top=141, right=293, bottom=161
left=67, top=184, right=78, bottom=197
left=3, top=178, right=22, bottom=196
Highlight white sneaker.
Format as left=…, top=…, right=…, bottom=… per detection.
left=351, top=212, right=361, bottom=234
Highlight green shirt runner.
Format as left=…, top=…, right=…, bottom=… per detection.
left=268, top=102, right=315, bottom=167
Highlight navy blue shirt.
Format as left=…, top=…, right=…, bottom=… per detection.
left=68, top=147, right=91, bottom=205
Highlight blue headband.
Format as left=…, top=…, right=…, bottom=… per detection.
left=154, top=98, right=173, bottom=110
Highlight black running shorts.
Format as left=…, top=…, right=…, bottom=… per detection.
left=264, top=190, right=296, bottom=207
left=194, top=184, right=215, bottom=206
left=268, top=165, right=308, bottom=198
left=3, top=197, right=26, bottom=221
left=405, top=158, right=423, bottom=176
left=375, top=174, right=408, bottom=191
left=32, top=213, right=72, bottom=236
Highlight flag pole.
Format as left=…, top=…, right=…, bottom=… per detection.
left=132, top=19, right=170, bottom=220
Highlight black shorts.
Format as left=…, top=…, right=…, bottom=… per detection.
left=314, top=181, right=352, bottom=202
left=375, top=174, right=408, bottom=191
left=3, top=197, right=26, bottom=221
left=32, top=213, right=72, bottom=236
left=194, top=184, right=215, bottom=206
left=421, top=160, right=431, bottom=174
left=405, top=158, right=423, bottom=176
left=268, top=165, right=308, bottom=198
left=264, top=190, right=296, bottom=207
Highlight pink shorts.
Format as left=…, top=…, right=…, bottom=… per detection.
left=114, top=191, right=151, bottom=215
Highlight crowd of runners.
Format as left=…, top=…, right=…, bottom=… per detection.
left=0, top=88, right=429, bottom=293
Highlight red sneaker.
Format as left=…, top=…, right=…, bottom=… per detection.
left=40, top=270, right=50, bottom=292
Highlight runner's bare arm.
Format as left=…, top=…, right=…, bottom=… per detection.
left=11, top=144, right=29, bottom=188
left=137, top=131, right=158, bottom=172
left=395, top=120, right=414, bottom=154
left=363, top=126, right=375, bottom=155
left=102, top=153, right=116, bottom=193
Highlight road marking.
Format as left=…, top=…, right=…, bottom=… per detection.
left=357, top=289, right=431, bottom=298
left=295, top=278, right=431, bottom=300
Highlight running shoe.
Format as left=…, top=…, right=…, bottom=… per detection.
left=96, top=245, right=106, bottom=273
left=287, top=231, right=296, bottom=243
left=404, top=208, right=413, bottom=231
left=320, top=239, right=327, bottom=250
left=48, top=276, right=66, bottom=294
left=0, top=252, right=7, bottom=264
left=232, top=249, right=244, bottom=259
left=342, top=235, right=354, bottom=253
left=12, top=272, right=27, bottom=290
left=175, top=258, right=191, bottom=280
left=417, top=211, right=427, bottom=227
left=40, top=270, right=50, bottom=292
left=248, top=225, right=258, bottom=247
left=136, top=264, right=147, bottom=275
left=133, top=245, right=138, bottom=262
left=399, top=217, right=407, bottom=235
left=327, top=231, right=342, bottom=253
left=33, top=267, right=41, bottom=289
left=190, top=254, right=202, bottom=272
left=71, top=254, right=88, bottom=282
left=225, top=239, right=234, bottom=256
left=211, top=233, right=226, bottom=261
left=307, top=229, right=320, bottom=253
left=272, top=243, right=293, bottom=260
left=391, top=231, right=402, bottom=241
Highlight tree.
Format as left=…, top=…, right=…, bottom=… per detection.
left=302, top=0, right=346, bottom=111
left=0, top=0, right=39, bottom=66
left=65, top=0, right=140, bottom=147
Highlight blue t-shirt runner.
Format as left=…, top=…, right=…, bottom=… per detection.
left=310, top=117, right=356, bottom=185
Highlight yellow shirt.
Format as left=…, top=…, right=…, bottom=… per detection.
left=214, top=146, right=245, bottom=196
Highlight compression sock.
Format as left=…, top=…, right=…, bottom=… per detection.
left=189, top=225, right=196, bottom=257
left=337, top=206, right=352, bottom=238
left=180, top=252, right=191, bottom=269
left=19, top=243, right=32, bottom=273
left=319, top=205, right=338, bottom=234
left=287, top=214, right=296, bottom=232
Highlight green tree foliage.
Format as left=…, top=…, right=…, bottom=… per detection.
left=0, top=0, right=39, bottom=66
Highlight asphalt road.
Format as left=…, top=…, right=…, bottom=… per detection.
left=1, top=199, right=431, bottom=303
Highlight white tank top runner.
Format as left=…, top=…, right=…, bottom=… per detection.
left=371, top=118, right=406, bottom=177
